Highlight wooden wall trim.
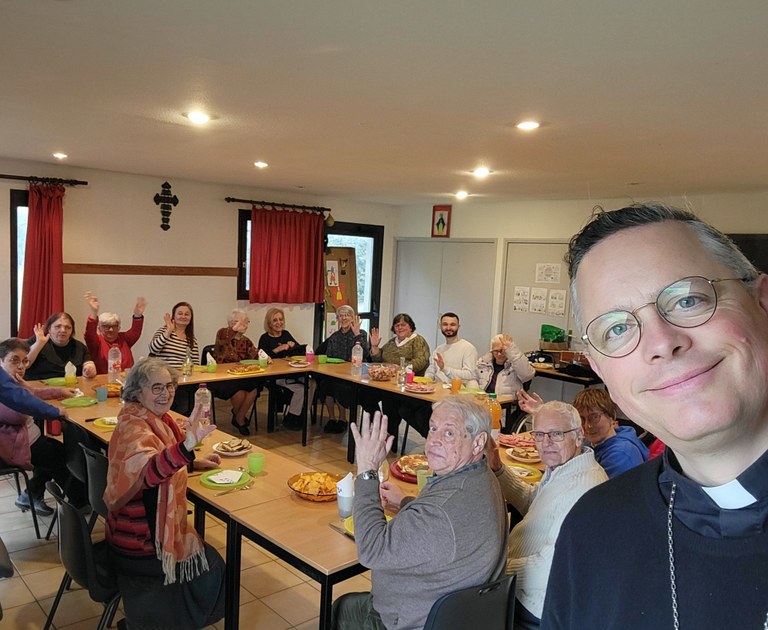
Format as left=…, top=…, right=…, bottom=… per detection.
left=62, top=263, right=238, bottom=277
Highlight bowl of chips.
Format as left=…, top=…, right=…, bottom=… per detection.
left=367, top=364, right=398, bottom=381
left=287, top=471, right=345, bottom=502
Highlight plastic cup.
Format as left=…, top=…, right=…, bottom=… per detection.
left=248, top=452, right=265, bottom=475
left=416, top=467, right=433, bottom=492
left=64, top=375, right=77, bottom=387
left=258, top=358, right=268, bottom=369
left=337, top=494, right=353, bottom=519
left=47, top=419, right=62, bottom=436
left=406, top=372, right=415, bottom=385
left=317, top=354, right=328, bottom=364
left=450, top=377, right=462, bottom=394
left=95, top=386, right=108, bottom=402
left=207, top=363, right=217, bottom=373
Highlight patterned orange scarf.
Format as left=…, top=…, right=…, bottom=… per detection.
left=104, top=402, right=208, bottom=584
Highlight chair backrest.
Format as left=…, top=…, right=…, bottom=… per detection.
left=0, top=534, right=12, bottom=619
left=80, top=444, right=109, bottom=518
left=201, top=344, right=215, bottom=365
left=62, top=421, right=93, bottom=484
left=423, top=574, right=516, bottom=630
left=45, top=481, right=116, bottom=603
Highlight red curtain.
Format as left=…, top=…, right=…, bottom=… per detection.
left=18, top=183, right=65, bottom=337
left=249, top=206, right=325, bottom=304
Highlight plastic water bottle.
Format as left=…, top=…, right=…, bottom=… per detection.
left=107, top=346, right=122, bottom=383
left=397, top=357, right=407, bottom=388
left=195, top=384, right=212, bottom=427
left=182, top=349, right=193, bottom=379
left=351, top=342, right=363, bottom=377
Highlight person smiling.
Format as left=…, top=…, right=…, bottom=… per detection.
left=24, top=312, right=97, bottom=381
left=148, top=301, right=199, bottom=370
left=332, top=398, right=507, bottom=630
left=83, top=291, right=146, bottom=373
left=488, top=401, right=606, bottom=628
left=543, top=204, right=768, bottom=628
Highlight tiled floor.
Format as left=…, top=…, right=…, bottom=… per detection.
left=0, top=397, right=425, bottom=629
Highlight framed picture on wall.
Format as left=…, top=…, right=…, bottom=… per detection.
left=431, top=205, right=451, bottom=238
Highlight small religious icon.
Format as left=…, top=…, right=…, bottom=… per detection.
left=153, top=181, right=179, bottom=231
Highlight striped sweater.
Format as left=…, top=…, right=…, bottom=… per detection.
left=148, top=328, right=199, bottom=370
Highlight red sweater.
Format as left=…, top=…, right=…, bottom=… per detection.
left=84, top=315, right=144, bottom=374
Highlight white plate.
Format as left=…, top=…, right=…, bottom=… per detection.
left=506, top=447, right=541, bottom=464
left=288, top=360, right=310, bottom=368
left=212, top=441, right=252, bottom=457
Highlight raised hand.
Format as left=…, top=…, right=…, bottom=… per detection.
left=369, top=327, right=381, bottom=349
left=84, top=291, right=100, bottom=315
left=500, top=333, right=514, bottom=348
left=33, top=323, right=49, bottom=344
left=134, top=297, right=147, bottom=317
left=350, top=411, right=394, bottom=474
left=351, top=315, right=361, bottom=336
left=162, top=312, right=173, bottom=334
left=183, top=404, right=217, bottom=450
left=517, top=389, right=544, bottom=415
left=434, top=351, right=445, bottom=371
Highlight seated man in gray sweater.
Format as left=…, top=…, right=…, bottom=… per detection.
left=332, top=397, right=508, bottom=630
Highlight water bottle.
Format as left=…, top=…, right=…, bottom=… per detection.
left=351, top=342, right=363, bottom=377
left=397, top=357, right=407, bottom=388
left=107, top=346, right=122, bottom=383
left=182, top=348, right=193, bottom=379
left=195, top=384, right=212, bottom=427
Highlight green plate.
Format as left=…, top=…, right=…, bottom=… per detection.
left=239, top=359, right=260, bottom=365
left=199, top=468, right=250, bottom=489
left=326, top=358, right=345, bottom=364
left=43, top=377, right=67, bottom=386
left=61, top=396, right=99, bottom=408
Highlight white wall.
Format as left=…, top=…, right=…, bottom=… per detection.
left=2, top=156, right=767, bottom=354
left=0, top=157, right=399, bottom=352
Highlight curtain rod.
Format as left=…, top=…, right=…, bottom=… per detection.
left=0, top=173, right=89, bottom=187
left=225, top=196, right=330, bottom=213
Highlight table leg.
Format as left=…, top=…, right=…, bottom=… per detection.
left=346, top=384, right=360, bottom=463
left=301, top=374, right=309, bottom=447
left=319, top=577, right=334, bottom=630
left=267, top=379, right=276, bottom=432
left=193, top=503, right=206, bottom=537
left=224, top=521, right=243, bottom=630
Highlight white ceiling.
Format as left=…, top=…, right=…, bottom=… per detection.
left=2, top=0, right=767, bottom=206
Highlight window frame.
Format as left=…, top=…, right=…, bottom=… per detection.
left=10, top=188, right=29, bottom=336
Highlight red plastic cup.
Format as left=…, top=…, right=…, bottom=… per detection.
left=47, top=419, right=62, bottom=436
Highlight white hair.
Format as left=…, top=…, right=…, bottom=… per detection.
left=98, top=312, right=120, bottom=326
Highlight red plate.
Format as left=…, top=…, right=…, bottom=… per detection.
left=389, top=460, right=417, bottom=483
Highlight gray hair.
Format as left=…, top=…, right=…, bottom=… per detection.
left=533, top=401, right=581, bottom=430
left=122, top=357, right=177, bottom=403
left=98, top=312, right=120, bottom=327
left=336, top=305, right=355, bottom=318
left=431, top=396, right=491, bottom=438
left=567, top=203, right=760, bottom=330
left=227, top=308, right=248, bottom=327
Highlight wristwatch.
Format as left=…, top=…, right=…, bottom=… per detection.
left=357, top=469, right=378, bottom=481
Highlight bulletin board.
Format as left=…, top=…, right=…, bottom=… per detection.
left=499, top=240, right=577, bottom=353
left=323, top=247, right=357, bottom=334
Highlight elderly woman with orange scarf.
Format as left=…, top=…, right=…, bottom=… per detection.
left=104, top=357, right=225, bottom=629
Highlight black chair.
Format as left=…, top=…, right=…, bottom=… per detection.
left=0, top=534, right=15, bottom=619
left=423, top=574, right=516, bottom=630
left=0, top=462, right=42, bottom=539
left=44, top=481, right=120, bottom=630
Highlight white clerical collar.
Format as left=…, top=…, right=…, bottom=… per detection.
left=394, top=333, right=417, bottom=347
left=702, top=479, right=757, bottom=509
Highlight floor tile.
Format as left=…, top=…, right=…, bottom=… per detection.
left=261, top=581, right=320, bottom=626
left=240, top=560, right=305, bottom=598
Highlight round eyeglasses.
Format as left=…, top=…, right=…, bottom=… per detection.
left=582, top=276, right=751, bottom=358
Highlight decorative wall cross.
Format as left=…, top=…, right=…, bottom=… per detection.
left=153, top=181, right=179, bottom=231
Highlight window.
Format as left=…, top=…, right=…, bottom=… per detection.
left=10, top=189, right=29, bottom=336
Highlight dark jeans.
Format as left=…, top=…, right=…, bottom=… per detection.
left=28, top=436, right=87, bottom=506
left=332, top=592, right=387, bottom=630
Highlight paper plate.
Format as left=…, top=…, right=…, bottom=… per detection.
left=61, top=396, right=99, bottom=408
left=199, top=468, right=250, bottom=489
left=288, top=360, right=310, bottom=368
left=43, top=377, right=67, bottom=386
left=412, top=376, right=433, bottom=384
left=93, top=417, right=118, bottom=429
left=326, top=358, right=345, bottom=364
left=343, top=514, right=392, bottom=536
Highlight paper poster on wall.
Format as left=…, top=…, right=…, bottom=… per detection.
left=547, top=289, right=566, bottom=317
left=535, top=263, right=561, bottom=284
left=530, top=287, right=547, bottom=314
left=513, top=286, right=530, bottom=312
left=326, top=261, right=339, bottom=287
left=326, top=312, right=339, bottom=335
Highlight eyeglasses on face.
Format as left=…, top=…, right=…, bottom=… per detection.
left=100, top=324, right=119, bottom=330
left=149, top=382, right=177, bottom=395
left=582, top=276, right=752, bottom=358
left=531, top=428, right=579, bottom=442
left=491, top=348, right=506, bottom=355
left=5, top=356, right=30, bottom=367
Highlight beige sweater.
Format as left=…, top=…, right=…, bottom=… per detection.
left=498, top=448, right=607, bottom=618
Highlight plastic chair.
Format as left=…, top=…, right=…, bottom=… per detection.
left=0, top=534, right=14, bottom=619
left=80, top=444, right=109, bottom=519
left=423, top=574, right=516, bottom=630
left=43, top=481, right=120, bottom=630
left=0, top=461, right=42, bottom=539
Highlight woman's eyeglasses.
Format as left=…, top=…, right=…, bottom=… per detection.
left=149, top=382, right=178, bottom=395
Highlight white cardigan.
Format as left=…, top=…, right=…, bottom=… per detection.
left=497, top=448, right=608, bottom=618
left=474, top=341, right=535, bottom=396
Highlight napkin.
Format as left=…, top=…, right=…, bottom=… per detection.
left=206, top=352, right=216, bottom=365
left=337, top=472, right=354, bottom=498
left=65, top=361, right=77, bottom=379
left=207, top=470, right=244, bottom=485
left=258, top=349, right=269, bottom=360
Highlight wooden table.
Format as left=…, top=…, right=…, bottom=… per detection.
left=532, top=364, right=601, bottom=387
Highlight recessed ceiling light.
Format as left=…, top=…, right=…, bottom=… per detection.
left=185, top=111, right=211, bottom=124
left=472, top=166, right=491, bottom=179
left=516, top=121, right=540, bottom=131
left=254, top=161, right=269, bottom=169
left=52, top=152, right=68, bottom=159
left=455, top=190, right=469, bottom=200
